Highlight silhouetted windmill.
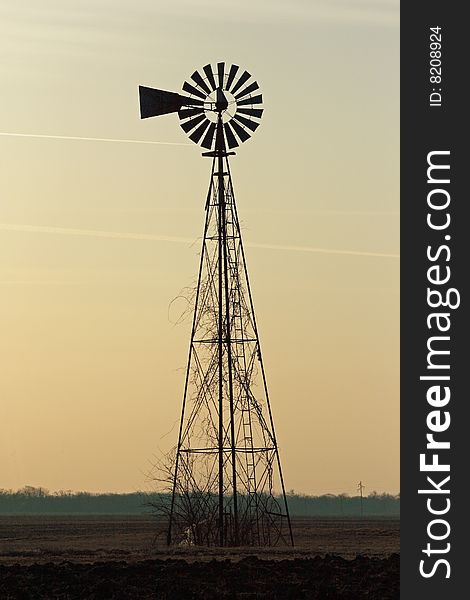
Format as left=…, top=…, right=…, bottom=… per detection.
left=139, top=62, right=293, bottom=547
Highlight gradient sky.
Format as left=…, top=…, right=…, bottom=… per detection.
left=0, top=0, right=399, bottom=495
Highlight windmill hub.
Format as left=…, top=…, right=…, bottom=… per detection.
left=215, top=87, right=229, bottom=112
left=204, top=88, right=235, bottom=123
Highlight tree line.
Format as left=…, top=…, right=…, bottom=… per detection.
left=0, top=487, right=399, bottom=516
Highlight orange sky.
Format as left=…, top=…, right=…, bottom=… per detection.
left=0, top=0, right=399, bottom=495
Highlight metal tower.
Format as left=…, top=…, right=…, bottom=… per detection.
left=139, top=62, right=293, bottom=547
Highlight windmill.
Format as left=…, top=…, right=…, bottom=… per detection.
left=139, top=62, right=293, bottom=547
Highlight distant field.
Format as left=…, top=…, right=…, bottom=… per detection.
left=0, top=516, right=399, bottom=599
left=0, top=515, right=399, bottom=563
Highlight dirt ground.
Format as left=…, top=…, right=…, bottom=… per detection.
left=0, top=516, right=399, bottom=599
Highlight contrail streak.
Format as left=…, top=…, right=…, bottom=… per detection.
left=0, top=280, right=86, bottom=286
left=0, top=223, right=399, bottom=259
left=0, top=132, right=192, bottom=147
left=247, top=241, right=399, bottom=259
left=0, top=223, right=194, bottom=244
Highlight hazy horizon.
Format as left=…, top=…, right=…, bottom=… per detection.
left=1, top=486, right=401, bottom=497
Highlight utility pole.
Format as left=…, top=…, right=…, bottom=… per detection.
left=357, top=481, right=365, bottom=518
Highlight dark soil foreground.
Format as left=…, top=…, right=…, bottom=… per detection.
left=0, top=554, right=399, bottom=600
left=0, top=516, right=400, bottom=599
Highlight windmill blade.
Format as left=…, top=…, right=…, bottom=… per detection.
left=236, top=107, right=264, bottom=119
left=226, top=64, right=239, bottom=91
left=201, top=122, right=216, bottom=150
left=139, top=86, right=184, bottom=118
left=229, top=119, right=251, bottom=143
left=237, top=94, right=263, bottom=107
left=235, top=81, right=259, bottom=100
left=217, top=62, right=225, bottom=88
left=203, top=64, right=217, bottom=91
left=179, top=107, right=205, bottom=120
left=233, top=113, right=259, bottom=132
left=231, top=70, right=251, bottom=95
left=180, top=113, right=206, bottom=133
left=223, top=121, right=239, bottom=149
left=182, top=81, right=207, bottom=100
left=189, top=119, right=211, bottom=144
left=191, top=70, right=211, bottom=95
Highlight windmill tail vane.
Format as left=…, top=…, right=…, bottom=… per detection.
left=139, top=62, right=293, bottom=547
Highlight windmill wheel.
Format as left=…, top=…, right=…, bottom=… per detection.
left=179, top=62, right=263, bottom=150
